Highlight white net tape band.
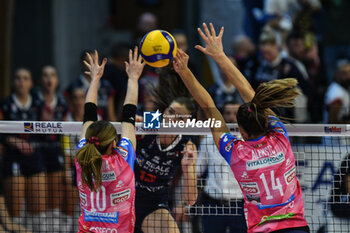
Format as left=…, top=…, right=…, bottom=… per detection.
left=1, top=121, right=349, bottom=136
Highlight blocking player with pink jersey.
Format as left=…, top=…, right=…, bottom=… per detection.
left=173, top=23, right=309, bottom=233
left=75, top=48, right=145, bottom=232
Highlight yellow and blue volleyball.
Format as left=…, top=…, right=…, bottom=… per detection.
left=140, top=30, right=177, bottom=68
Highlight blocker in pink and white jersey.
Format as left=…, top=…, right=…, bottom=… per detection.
left=219, top=116, right=308, bottom=233
left=76, top=137, right=136, bottom=233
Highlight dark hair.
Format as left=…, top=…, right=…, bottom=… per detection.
left=237, top=78, right=300, bottom=137
left=259, top=27, right=277, bottom=45
left=286, top=31, right=304, bottom=46
left=151, top=68, right=197, bottom=117
left=14, top=67, right=32, bottom=79
left=76, top=121, right=117, bottom=192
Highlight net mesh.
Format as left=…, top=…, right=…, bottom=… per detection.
left=0, top=121, right=349, bottom=232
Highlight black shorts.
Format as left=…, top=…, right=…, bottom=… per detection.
left=41, top=148, right=64, bottom=173
left=134, top=197, right=170, bottom=233
left=2, top=150, right=45, bottom=177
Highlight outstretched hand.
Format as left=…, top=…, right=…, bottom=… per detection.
left=195, top=22, right=225, bottom=59
left=173, top=49, right=189, bottom=74
left=83, top=50, right=107, bottom=81
left=181, top=142, right=197, bottom=168
left=125, top=46, right=145, bottom=81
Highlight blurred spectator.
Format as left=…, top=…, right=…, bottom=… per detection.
left=254, top=28, right=310, bottom=90
left=241, top=0, right=265, bottom=44
left=324, top=60, right=350, bottom=123
left=248, top=27, right=311, bottom=121
left=66, top=88, right=85, bottom=122
left=36, top=65, right=69, bottom=231
left=231, top=35, right=257, bottom=73
left=134, top=12, right=158, bottom=46
left=64, top=50, right=117, bottom=121
left=0, top=68, right=47, bottom=231
left=197, top=101, right=246, bottom=233
left=321, top=0, right=350, bottom=84
left=287, top=31, right=326, bottom=122
left=102, top=43, right=130, bottom=120
left=172, top=30, right=198, bottom=77
left=293, top=0, right=321, bottom=35
left=263, top=0, right=294, bottom=50
left=207, top=57, right=243, bottom=111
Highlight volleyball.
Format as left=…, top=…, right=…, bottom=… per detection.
left=140, top=30, right=177, bottom=68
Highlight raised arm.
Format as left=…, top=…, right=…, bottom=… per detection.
left=196, top=22, right=255, bottom=102
left=122, top=47, right=145, bottom=149
left=181, top=141, right=198, bottom=206
left=80, top=50, right=107, bottom=139
left=173, top=49, right=228, bottom=148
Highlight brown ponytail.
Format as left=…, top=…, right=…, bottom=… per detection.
left=237, top=78, right=301, bottom=137
left=76, top=121, right=116, bottom=192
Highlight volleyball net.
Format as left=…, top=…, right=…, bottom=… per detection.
left=0, top=121, right=350, bottom=232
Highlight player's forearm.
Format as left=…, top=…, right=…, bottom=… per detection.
left=214, top=53, right=255, bottom=102
left=123, top=79, right=139, bottom=106
left=85, top=79, right=99, bottom=105
left=177, top=68, right=215, bottom=110
left=182, top=165, right=198, bottom=206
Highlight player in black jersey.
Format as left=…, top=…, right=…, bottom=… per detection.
left=134, top=69, right=198, bottom=233
left=0, top=68, right=47, bottom=231
left=36, top=65, right=69, bottom=230
left=0, top=145, right=31, bottom=232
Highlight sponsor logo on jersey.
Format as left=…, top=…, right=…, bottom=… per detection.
left=116, top=146, right=128, bottom=158
left=77, top=139, right=86, bottom=150
left=286, top=158, right=291, bottom=166
left=136, top=156, right=145, bottom=166
left=102, top=171, right=116, bottom=182
left=224, top=139, right=235, bottom=152
left=241, top=171, right=248, bottom=179
left=115, top=180, right=124, bottom=188
left=120, top=139, right=129, bottom=147
left=272, top=127, right=285, bottom=134
left=89, top=227, right=118, bottom=233
left=284, top=166, right=296, bottom=184
left=111, top=189, right=131, bottom=206
left=83, top=209, right=119, bottom=223
left=79, top=191, right=87, bottom=206
left=240, top=182, right=260, bottom=194
left=246, top=152, right=285, bottom=170
left=151, top=156, right=160, bottom=164
left=246, top=194, right=261, bottom=203
left=162, top=160, right=173, bottom=166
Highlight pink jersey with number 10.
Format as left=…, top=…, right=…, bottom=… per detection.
left=219, top=116, right=308, bottom=233
left=75, top=137, right=136, bottom=233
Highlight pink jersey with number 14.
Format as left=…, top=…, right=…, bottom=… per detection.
left=219, top=116, right=308, bottom=233
left=75, top=137, right=136, bottom=233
